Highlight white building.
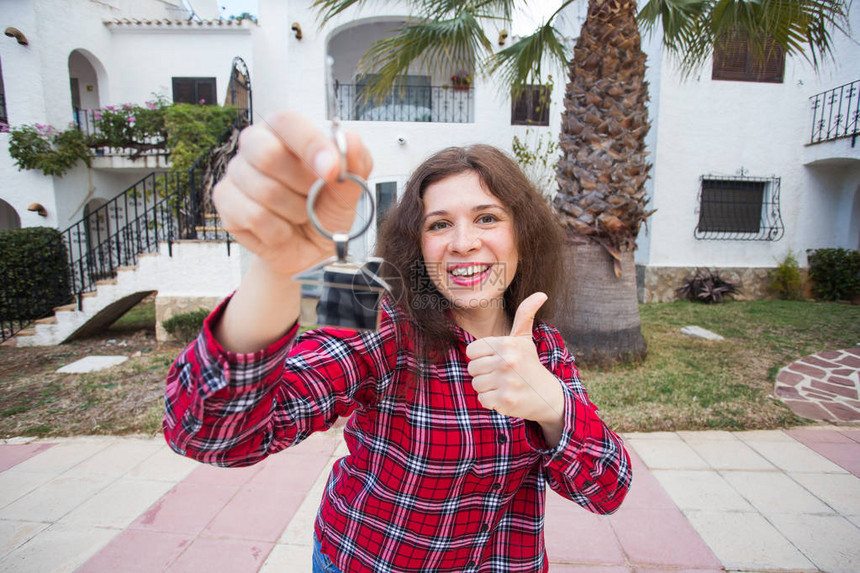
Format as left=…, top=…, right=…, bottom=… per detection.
left=0, top=0, right=857, bottom=343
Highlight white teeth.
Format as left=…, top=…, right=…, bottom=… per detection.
left=450, top=264, right=490, bottom=277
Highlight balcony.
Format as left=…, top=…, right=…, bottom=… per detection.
left=334, top=83, right=473, bottom=123
left=809, top=80, right=859, bottom=147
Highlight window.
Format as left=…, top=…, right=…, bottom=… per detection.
left=712, top=34, right=785, bottom=83
left=172, top=77, right=217, bottom=105
left=511, top=85, right=550, bottom=126
left=0, top=56, right=7, bottom=125
left=375, top=182, right=397, bottom=228
left=695, top=175, right=784, bottom=241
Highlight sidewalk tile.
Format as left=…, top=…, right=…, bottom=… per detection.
left=626, top=437, right=709, bottom=470
left=76, top=529, right=193, bottom=573
left=789, top=472, right=860, bottom=516
left=721, top=471, right=833, bottom=515
left=796, top=441, right=860, bottom=477
left=128, top=482, right=237, bottom=535
left=65, top=439, right=163, bottom=479
left=277, top=454, right=338, bottom=546
left=8, top=439, right=114, bottom=475
left=839, top=429, right=860, bottom=444
left=0, top=474, right=113, bottom=522
left=259, top=543, right=314, bottom=573
left=683, top=510, right=815, bottom=571
left=786, top=428, right=856, bottom=444
left=609, top=507, right=721, bottom=569
left=733, top=430, right=794, bottom=442
left=631, top=569, right=723, bottom=573
left=181, top=460, right=264, bottom=487
left=246, top=452, right=332, bottom=492
left=550, top=566, right=629, bottom=572
left=0, top=520, right=49, bottom=559
left=767, top=513, right=860, bottom=573
left=0, top=523, right=116, bottom=573
left=0, top=471, right=54, bottom=510
left=683, top=438, right=775, bottom=471
left=202, top=485, right=306, bottom=542
left=126, top=445, right=200, bottom=482
left=59, top=477, right=176, bottom=528
left=0, top=442, right=55, bottom=472
left=165, top=536, right=273, bottom=573
left=650, top=470, right=754, bottom=512
left=743, top=439, right=848, bottom=473
left=545, top=494, right=625, bottom=565
left=611, top=463, right=676, bottom=511
left=676, top=430, right=736, bottom=442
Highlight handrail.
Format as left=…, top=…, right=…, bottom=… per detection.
left=809, top=79, right=860, bottom=147
left=59, top=113, right=247, bottom=311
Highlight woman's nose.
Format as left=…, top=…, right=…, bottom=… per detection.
left=448, top=225, right=480, bottom=254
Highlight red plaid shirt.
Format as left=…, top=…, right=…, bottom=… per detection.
left=164, top=297, right=631, bottom=572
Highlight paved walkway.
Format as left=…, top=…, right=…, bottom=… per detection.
left=0, top=426, right=858, bottom=572
left=776, top=348, right=860, bottom=422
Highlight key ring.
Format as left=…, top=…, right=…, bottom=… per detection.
left=306, top=56, right=375, bottom=261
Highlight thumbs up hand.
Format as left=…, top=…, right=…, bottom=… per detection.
left=465, top=293, right=566, bottom=427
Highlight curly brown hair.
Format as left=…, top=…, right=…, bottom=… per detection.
left=376, top=144, right=564, bottom=357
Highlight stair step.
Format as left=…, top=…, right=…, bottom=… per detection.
left=81, top=291, right=98, bottom=299
left=116, top=266, right=137, bottom=272
left=1, top=338, right=18, bottom=347
left=16, top=329, right=35, bottom=337
left=95, top=278, right=118, bottom=286
left=54, top=303, right=77, bottom=312
left=34, top=316, right=57, bottom=325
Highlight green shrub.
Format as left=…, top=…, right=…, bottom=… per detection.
left=676, top=268, right=740, bottom=304
left=768, top=251, right=804, bottom=300
left=0, top=227, right=71, bottom=320
left=162, top=308, right=211, bottom=344
left=807, top=248, right=860, bottom=301
left=8, top=124, right=92, bottom=176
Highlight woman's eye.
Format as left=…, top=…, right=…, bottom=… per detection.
left=427, top=220, right=449, bottom=231
left=478, top=214, right=499, bottom=224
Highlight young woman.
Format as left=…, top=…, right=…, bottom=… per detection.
left=163, top=111, right=631, bottom=573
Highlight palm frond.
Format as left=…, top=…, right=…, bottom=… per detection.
left=356, top=11, right=493, bottom=101
left=488, top=21, right=570, bottom=97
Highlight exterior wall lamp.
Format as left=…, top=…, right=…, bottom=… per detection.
left=498, top=30, right=508, bottom=46
left=27, top=203, right=48, bottom=217
left=4, top=27, right=29, bottom=46
left=291, top=22, right=302, bottom=40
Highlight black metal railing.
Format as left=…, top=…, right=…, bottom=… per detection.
left=58, top=114, right=246, bottom=310
left=73, top=107, right=168, bottom=158
left=809, top=80, right=860, bottom=147
left=334, top=84, right=473, bottom=123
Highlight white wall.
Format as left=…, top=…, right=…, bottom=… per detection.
left=642, top=6, right=860, bottom=269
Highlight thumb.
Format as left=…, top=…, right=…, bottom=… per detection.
left=509, top=292, right=548, bottom=338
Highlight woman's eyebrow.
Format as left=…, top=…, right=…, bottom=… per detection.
left=424, top=204, right=506, bottom=220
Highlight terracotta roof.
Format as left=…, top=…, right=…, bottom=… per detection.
left=103, top=18, right=255, bottom=29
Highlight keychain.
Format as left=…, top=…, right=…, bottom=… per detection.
left=293, top=56, right=390, bottom=331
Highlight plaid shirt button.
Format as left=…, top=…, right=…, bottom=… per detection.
left=498, top=434, right=507, bottom=444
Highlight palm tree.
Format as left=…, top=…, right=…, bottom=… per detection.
left=312, top=0, right=849, bottom=366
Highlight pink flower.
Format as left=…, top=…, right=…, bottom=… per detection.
left=127, top=116, right=136, bottom=124
left=0, top=122, right=9, bottom=133
left=145, top=101, right=158, bottom=110
left=122, top=103, right=133, bottom=110
left=199, top=98, right=206, bottom=104
left=93, top=111, right=103, bottom=120
left=105, top=105, right=116, bottom=111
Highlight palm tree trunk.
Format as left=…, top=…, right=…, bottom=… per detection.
left=552, top=0, right=651, bottom=366
left=552, top=241, right=646, bottom=367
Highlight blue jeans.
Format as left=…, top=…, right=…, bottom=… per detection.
left=313, top=534, right=343, bottom=573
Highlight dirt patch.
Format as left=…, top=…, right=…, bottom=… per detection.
left=0, top=328, right=184, bottom=439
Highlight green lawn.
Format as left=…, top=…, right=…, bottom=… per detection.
left=583, top=300, right=860, bottom=433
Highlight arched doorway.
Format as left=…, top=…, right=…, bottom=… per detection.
left=226, top=56, right=252, bottom=124
left=0, top=199, right=21, bottom=231
left=68, top=50, right=103, bottom=130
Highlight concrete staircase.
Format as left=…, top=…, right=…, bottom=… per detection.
left=12, top=241, right=244, bottom=347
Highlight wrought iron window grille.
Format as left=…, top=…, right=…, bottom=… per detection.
left=694, top=172, right=784, bottom=241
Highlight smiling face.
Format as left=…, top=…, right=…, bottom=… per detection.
left=420, top=171, right=519, bottom=321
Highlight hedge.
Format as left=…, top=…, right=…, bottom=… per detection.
left=0, top=227, right=72, bottom=321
